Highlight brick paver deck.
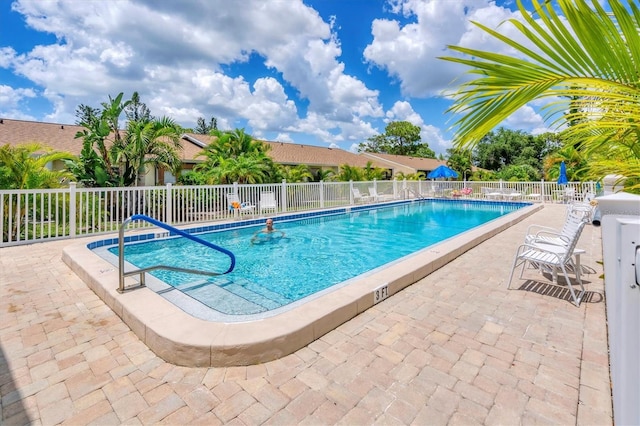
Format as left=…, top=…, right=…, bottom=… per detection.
left=0, top=204, right=612, bottom=425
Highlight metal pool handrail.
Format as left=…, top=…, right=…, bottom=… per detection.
left=118, top=214, right=236, bottom=293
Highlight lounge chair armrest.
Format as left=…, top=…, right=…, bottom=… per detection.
left=525, top=224, right=558, bottom=235
left=531, top=230, right=570, bottom=245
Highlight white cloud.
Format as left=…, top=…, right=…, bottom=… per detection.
left=7, top=0, right=386, bottom=149
left=4, top=0, right=560, bottom=153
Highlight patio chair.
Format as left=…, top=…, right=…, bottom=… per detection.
left=563, top=187, right=576, bottom=204
left=368, top=187, right=394, bottom=202
left=226, top=193, right=256, bottom=215
left=259, top=191, right=278, bottom=215
left=481, top=187, right=503, bottom=200
left=569, top=191, right=596, bottom=222
left=508, top=219, right=586, bottom=306
left=352, top=187, right=372, bottom=203
left=524, top=209, right=585, bottom=247
left=524, top=189, right=542, bottom=203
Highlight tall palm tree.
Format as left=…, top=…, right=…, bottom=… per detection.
left=441, top=0, right=640, bottom=190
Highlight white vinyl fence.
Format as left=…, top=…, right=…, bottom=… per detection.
left=1, top=179, right=597, bottom=247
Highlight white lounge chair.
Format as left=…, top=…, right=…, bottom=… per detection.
left=502, top=189, right=522, bottom=201
left=569, top=191, right=596, bottom=222
left=352, top=187, right=372, bottom=203
left=563, top=187, right=576, bottom=204
left=259, top=191, right=278, bottom=215
left=524, top=209, right=585, bottom=247
left=481, top=187, right=503, bottom=200
left=508, top=219, right=586, bottom=306
left=368, top=187, right=394, bottom=202
left=524, top=189, right=542, bottom=203
left=226, top=193, right=256, bottom=215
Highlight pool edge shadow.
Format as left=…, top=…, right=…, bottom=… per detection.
left=61, top=203, right=543, bottom=367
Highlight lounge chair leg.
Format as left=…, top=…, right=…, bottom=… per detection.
left=507, top=254, right=522, bottom=289
left=559, top=264, right=581, bottom=306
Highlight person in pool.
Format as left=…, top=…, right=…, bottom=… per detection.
left=251, top=218, right=285, bottom=244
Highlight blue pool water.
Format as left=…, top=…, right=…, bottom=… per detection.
left=106, top=200, right=525, bottom=317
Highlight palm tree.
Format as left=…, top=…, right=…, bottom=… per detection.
left=115, top=117, right=183, bottom=186
left=196, top=128, right=276, bottom=184
left=206, top=128, right=265, bottom=159
left=363, top=161, right=386, bottom=181
left=198, top=155, right=270, bottom=184
left=336, top=164, right=364, bottom=182
left=0, top=143, right=73, bottom=189
left=440, top=0, right=640, bottom=191
left=315, top=168, right=335, bottom=182
left=0, top=143, right=74, bottom=241
left=543, top=144, right=588, bottom=182
left=282, top=164, right=313, bottom=183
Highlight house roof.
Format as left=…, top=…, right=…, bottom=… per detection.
left=0, top=118, right=194, bottom=162
left=0, top=118, right=86, bottom=155
left=181, top=134, right=391, bottom=170
left=1, top=119, right=446, bottom=175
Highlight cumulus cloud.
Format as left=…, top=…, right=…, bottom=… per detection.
left=3, top=0, right=561, bottom=153
left=6, top=0, right=386, bottom=149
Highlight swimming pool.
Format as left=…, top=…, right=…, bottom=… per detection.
left=64, top=199, right=540, bottom=366
left=94, top=199, right=526, bottom=321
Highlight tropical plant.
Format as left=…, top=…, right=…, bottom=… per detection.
left=314, top=168, right=335, bottom=182
left=73, top=92, right=184, bottom=187
left=394, top=171, right=425, bottom=180
left=363, top=161, right=387, bottom=180
left=335, top=164, right=364, bottom=182
left=195, top=129, right=277, bottom=184
left=441, top=0, right=640, bottom=192
left=0, top=143, right=73, bottom=189
left=281, top=164, right=313, bottom=183
left=543, top=144, right=589, bottom=182
left=0, top=143, right=74, bottom=241
left=113, top=116, right=183, bottom=186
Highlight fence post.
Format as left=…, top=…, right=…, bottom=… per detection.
left=541, top=179, right=546, bottom=204
left=319, top=181, right=325, bottom=209
left=69, top=182, right=77, bottom=238
left=349, top=180, right=354, bottom=204
left=281, top=179, right=287, bottom=213
left=165, top=183, right=173, bottom=225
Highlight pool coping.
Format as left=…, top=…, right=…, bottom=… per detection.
left=62, top=201, right=542, bottom=367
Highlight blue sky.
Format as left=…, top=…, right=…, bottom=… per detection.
left=0, top=0, right=552, bottom=155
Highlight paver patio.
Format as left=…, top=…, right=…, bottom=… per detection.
left=0, top=204, right=612, bottom=425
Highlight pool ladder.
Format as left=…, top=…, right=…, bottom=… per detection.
left=406, top=188, right=426, bottom=200
left=118, top=214, right=235, bottom=293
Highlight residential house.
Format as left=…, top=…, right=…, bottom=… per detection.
left=0, top=118, right=452, bottom=185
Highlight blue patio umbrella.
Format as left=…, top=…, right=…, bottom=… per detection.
left=427, top=165, right=458, bottom=179
left=557, top=161, right=568, bottom=185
